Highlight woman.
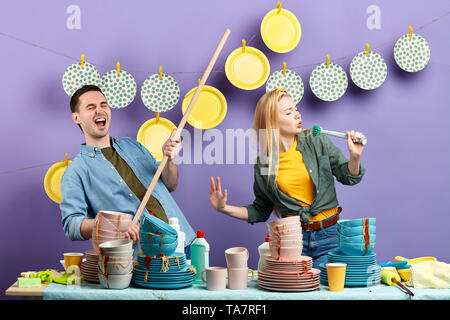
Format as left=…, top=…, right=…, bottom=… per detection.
left=209, top=88, right=366, bottom=268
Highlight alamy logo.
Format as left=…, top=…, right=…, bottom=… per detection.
left=66, top=5, right=81, bottom=30
left=366, top=5, right=381, bottom=30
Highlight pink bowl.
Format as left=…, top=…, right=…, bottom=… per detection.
left=97, top=210, right=133, bottom=220
left=267, top=216, right=300, bottom=228
left=96, top=219, right=130, bottom=233
left=269, top=245, right=303, bottom=261
left=269, top=234, right=302, bottom=241
left=269, top=239, right=303, bottom=247
left=268, top=222, right=301, bottom=233
left=96, top=228, right=127, bottom=238
left=269, top=227, right=302, bottom=238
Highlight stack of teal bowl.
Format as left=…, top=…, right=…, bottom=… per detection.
left=320, top=218, right=381, bottom=287
left=132, top=211, right=196, bottom=289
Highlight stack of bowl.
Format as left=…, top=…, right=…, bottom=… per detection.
left=91, top=210, right=132, bottom=253
left=337, top=218, right=376, bottom=256
left=97, top=239, right=134, bottom=289
left=139, top=211, right=178, bottom=257
left=267, top=216, right=302, bottom=261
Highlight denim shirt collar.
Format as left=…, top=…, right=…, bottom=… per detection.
left=80, top=137, right=117, bottom=157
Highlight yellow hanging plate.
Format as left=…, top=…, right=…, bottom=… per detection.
left=260, top=7, right=302, bottom=53
left=137, top=117, right=177, bottom=161
left=44, top=160, right=72, bottom=203
left=225, top=46, right=270, bottom=90
left=182, top=85, right=227, bottom=129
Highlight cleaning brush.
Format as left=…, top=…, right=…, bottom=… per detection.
left=312, top=124, right=367, bottom=145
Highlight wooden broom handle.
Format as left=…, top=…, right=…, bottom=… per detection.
left=132, top=28, right=231, bottom=225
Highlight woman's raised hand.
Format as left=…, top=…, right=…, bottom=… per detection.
left=346, top=130, right=365, bottom=158
left=209, top=176, right=227, bottom=212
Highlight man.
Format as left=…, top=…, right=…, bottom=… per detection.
left=60, top=85, right=195, bottom=254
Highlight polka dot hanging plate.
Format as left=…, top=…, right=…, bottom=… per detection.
left=140, top=74, right=180, bottom=112
left=100, top=69, right=137, bottom=109
left=394, top=33, right=430, bottom=72
left=309, top=63, right=348, bottom=101
left=266, top=69, right=304, bottom=104
left=350, top=51, right=387, bottom=90
left=62, top=62, right=101, bottom=96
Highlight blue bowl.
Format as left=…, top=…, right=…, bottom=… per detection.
left=337, top=218, right=376, bottom=228
left=140, top=211, right=177, bottom=236
left=337, top=224, right=376, bottom=237
left=338, top=234, right=376, bottom=243
left=339, top=241, right=375, bottom=256
left=141, top=240, right=177, bottom=257
left=140, top=231, right=177, bottom=245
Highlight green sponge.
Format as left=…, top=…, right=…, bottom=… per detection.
left=17, top=277, right=41, bottom=287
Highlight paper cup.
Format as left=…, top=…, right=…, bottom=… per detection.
left=200, top=267, right=227, bottom=291
left=64, top=252, right=83, bottom=270
left=326, top=263, right=346, bottom=292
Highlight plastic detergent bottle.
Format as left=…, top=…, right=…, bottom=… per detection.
left=190, top=230, right=209, bottom=284
left=257, top=234, right=270, bottom=271
left=168, top=218, right=185, bottom=254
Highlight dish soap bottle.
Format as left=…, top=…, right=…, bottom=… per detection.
left=257, top=234, right=270, bottom=271
left=190, top=230, right=209, bottom=284
left=168, top=217, right=185, bottom=254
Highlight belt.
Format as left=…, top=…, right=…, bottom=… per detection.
left=301, top=207, right=342, bottom=231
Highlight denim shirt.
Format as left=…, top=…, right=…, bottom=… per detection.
left=246, top=129, right=366, bottom=224
left=59, top=137, right=196, bottom=248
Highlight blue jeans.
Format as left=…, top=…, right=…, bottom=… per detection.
left=301, top=223, right=339, bottom=269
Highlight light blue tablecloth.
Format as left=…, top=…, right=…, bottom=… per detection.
left=43, top=279, right=450, bottom=300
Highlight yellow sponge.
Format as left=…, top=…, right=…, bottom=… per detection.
left=381, top=269, right=401, bottom=286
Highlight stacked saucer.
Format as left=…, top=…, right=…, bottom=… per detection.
left=258, top=256, right=320, bottom=292
left=80, top=250, right=99, bottom=283
left=132, top=253, right=196, bottom=289
left=319, top=250, right=381, bottom=287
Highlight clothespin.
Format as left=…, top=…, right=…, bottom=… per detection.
left=80, top=54, right=85, bottom=67
left=277, top=1, right=282, bottom=14
left=326, top=55, right=330, bottom=68
left=159, top=66, right=163, bottom=79
left=242, top=39, right=246, bottom=53
left=366, top=43, right=370, bottom=57
left=64, top=153, right=69, bottom=166
left=408, top=26, right=413, bottom=39
left=116, top=62, right=120, bottom=75
left=282, top=61, right=286, bottom=75
left=156, top=112, right=160, bottom=123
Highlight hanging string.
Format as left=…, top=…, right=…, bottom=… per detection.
left=0, top=10, right=448, bottom=175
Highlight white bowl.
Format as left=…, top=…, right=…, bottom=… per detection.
left=98, top=271, right=132, bottom=289
left=99, top=239, right=133, bottom=251
left=98, top=256, right=133, bottom=275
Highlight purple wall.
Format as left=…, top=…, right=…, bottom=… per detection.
left=1, top=0, right=449, bottom=298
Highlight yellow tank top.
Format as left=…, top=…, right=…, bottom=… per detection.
left=276, top=137, right=337, bottom=222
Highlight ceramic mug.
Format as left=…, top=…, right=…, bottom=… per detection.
left=200, top=267, right=227, bottom=291
left=227, top=268, right=255, bottom=290
left=225, top=247, right=249, bottom=268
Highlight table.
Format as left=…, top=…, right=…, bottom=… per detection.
left=17, top=279, right=450, bottom=300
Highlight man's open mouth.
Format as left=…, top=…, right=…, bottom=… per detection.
left=95, top=118, right=106, bottom=128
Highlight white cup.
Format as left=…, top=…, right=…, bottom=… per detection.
left=227, top=268, right=255, bottom=290
left=200, top=267, right=227, bottom=291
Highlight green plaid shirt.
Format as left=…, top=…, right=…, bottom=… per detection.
left=246, top=129, right=366, bottom=224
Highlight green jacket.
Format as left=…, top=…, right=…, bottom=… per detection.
left=246, top=129, right=366, bottom=224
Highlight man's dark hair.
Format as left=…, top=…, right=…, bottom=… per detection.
left=70, top=84, right=104, bottom=113
left=70, top=85, right=105, bottom=132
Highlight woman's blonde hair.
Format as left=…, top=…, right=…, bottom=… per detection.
left=252, top=88, right=290, bottom=184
